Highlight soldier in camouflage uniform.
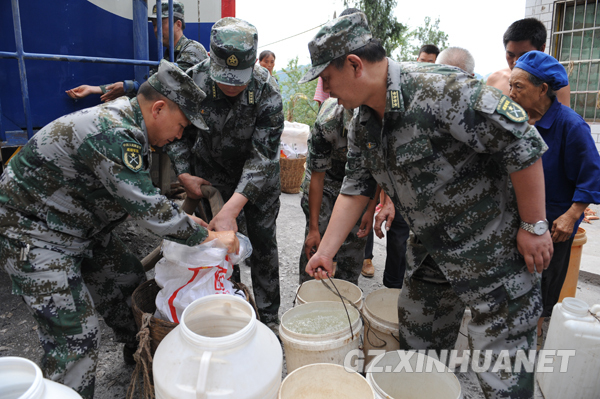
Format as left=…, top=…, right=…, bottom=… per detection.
left=299, top=97, right=377, bottom=285
left=167, top=18, right=284, bottom=324
left=0, top=60, right=238, bottom=399
left=66, top=1, right=208, bottom=102
left=302, top=13, right=554, bottom=399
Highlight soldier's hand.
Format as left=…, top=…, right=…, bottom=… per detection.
left=208, top=209, right=238, bottom=233
left=189, top=214, right=209, bottom=228
left=100, top=82, right=126, bottom=102
left=305, top=252, right=335, bottom=280
left=178, top=173, right=211, bottom=199
left=516, top=229, right=553, bottom=273
left=374, top=200, right=395, bottom=239
left=205, top=230, right=239, bottom=254
left=357, top=211, right=373, bottom=238
left=66, top=85, right=101, bottom=99
left=304, top=230, right=321, bottom=260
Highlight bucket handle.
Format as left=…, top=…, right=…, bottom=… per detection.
left=318, top=279, right=399, bottom=348
left=195, top=351, right=212, bottom=399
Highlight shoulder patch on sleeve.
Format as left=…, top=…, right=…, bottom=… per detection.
left=496, top=95, right=529, bottom=123
left=122, top=142, right=143, bottom=172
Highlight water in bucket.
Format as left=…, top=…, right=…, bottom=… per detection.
left=280, top=301, right=362, bottom=373
left=285, top=307, right=355, bottom=334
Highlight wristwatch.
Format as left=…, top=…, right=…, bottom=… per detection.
left=520, top=219, right=549, bottom=235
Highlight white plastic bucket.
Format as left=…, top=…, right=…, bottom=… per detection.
left=279, top=301, right=362, bottom=373
left=296, top=278, right=364, bottom=310
left=153, top=294, right=282, bottom=399
left=363, top=288, right=401, bottom=365
left=537, top=298, right=600, bottom=399
left=366, top=351, right=462, bottom=399
left=0, top=357, right=82, bottom=399
left=279, top=363, right=375, bottom=399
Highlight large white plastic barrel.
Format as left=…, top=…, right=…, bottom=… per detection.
left=366, top=351, right=462, bottom=399
left=279, top=301, right=362, bottom=373
left=296, top=279, right=363, bottom=310
left=363, top=288, right=401, bottom=365
left=153, top=294, right=282, bottom=399
left=0, top=357, right=82, bottom=399
left=537, top=298, right=600, bottom=399
left=279, top=363, right=375, bottom=399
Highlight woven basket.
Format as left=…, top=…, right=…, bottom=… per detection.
left=131, top=278, right=259, bottom=355
left=280, top=155, right=306, bottom=194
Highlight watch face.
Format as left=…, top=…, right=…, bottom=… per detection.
left=534, top=221, right=548, bottom=235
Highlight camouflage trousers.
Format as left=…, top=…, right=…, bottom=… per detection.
left=397, top=255, right=542, bottom=399
left=298, top=189, right=367, bottom=285
left=0, top=233, right=145, bottom=399
left=233, top=198, right=281, bottom=324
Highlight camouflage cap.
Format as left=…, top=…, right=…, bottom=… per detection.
left=299, top=12, right=372, bottom=84
left=149, top=1, right=184, bottom=20
left=147, top=60, right=208, bottom=130
left=209, top=17, right=258, bottom=86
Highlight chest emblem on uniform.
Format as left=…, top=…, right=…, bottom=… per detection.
left=496, top=95, right=529, bottom=123
left=122, top=142, right=143, bottom=173
left=227, top=55, right=239, bottom=67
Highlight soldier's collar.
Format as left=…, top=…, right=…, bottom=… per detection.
left=211, top=69, right=256, bottom=106
left=385, top=59, right=404, bottom=114
left=174, top=35, right=187, bottom=53
left=130, top=97, right=144, bottom=127
left=357, top=59, right=404, bottom=126
left=129, top=98, right=150, bottom=154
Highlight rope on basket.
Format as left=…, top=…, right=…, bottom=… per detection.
left=126, top=313, right=155, bottom=399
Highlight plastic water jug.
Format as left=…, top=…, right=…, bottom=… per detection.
left=0, top=357, right=82, bottom=399
left=153, top=294, right=282, bottom=399
left=537, top=297, right=600, bottom=399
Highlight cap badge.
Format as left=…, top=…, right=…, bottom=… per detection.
left=227, top=55, right=239, bottom=67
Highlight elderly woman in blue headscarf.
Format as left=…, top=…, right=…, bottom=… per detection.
left=509, top=50, right=600, bottom=346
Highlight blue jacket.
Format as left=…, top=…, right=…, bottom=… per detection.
left=536, top=97, right=600, bottom=235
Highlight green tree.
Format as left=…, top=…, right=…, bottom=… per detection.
left=277, top=57, right=319, bottom=127
left=399, top=16, right=449, bottom=61
left=343, top=0, right=410, bottom=57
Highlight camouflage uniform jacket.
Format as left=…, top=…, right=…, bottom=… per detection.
left=148, top=34, right=208, bottom=77
left=117, top=35, right=208, bottom=94
left=0, top=97, right=208, bottom=256
left=341, top=60, right=548, bottom=301
left=167, top=61, right=284, bottom=211
left=302, top=97, right=354, bottom=196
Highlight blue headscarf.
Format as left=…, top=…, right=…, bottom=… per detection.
left=514, top=51, right=569, bottom=91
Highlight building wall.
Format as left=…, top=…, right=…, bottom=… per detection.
left=525, top=0, right=555, bottom=49
left=526, top=0, right=600, bottom=153
left=592, top=125, right=600, bottom=153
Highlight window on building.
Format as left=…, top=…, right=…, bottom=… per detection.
left=552, top=0, right=600, bottom=121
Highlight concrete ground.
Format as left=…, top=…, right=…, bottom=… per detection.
left=0, top=196, right=599, bottom=398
